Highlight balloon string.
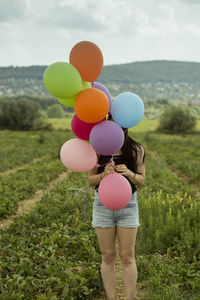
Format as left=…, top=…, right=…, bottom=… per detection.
left=96, top=155, right=118, bottom=167
left=67, top=187, right=94, bottom=192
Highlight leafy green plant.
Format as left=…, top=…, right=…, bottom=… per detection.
left=0, top=129, right=199, bottom=299
left=157, top=106, right=196, bottom=133
left=0, top=99, right=48, bottom=130
left=47, top=104, right=65, bottom=119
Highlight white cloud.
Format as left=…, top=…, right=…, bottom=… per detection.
left=37, top=2, right=107, bottom=32
left=0, top=43, right=32, bottom=66
left=0, top=0, right=200, bottom=66
left=0, top=0, right=30, bottom=23
left=180, top=23, right=200, bottom=38
left=179, top=0, right=200, bottom=4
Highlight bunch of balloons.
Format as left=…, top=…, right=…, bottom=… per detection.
left=43, top=41, right=144, bottom=210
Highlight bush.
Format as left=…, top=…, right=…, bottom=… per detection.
left=158, top=106, right=196, bottom=133
left=0, top=99, right=52, bottom=130
left=47, top=104, right=65, bottom=118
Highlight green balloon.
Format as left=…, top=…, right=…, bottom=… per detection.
left=82, top=80, right=91, bottom=90
left=58, top=80, right=91, bottom=108
left=43, top=62, right=82, bottom=99
left=58, top=96, right=76, bottom=108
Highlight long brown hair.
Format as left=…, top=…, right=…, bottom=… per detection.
left=108, top=114, right=145, bottom=173
left=121, top=128, right=145, bottom=173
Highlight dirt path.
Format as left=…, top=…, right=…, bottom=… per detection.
left=115, top=241, right=147, bottom=300
left=0, top=155, right=48, bottom=177
left=104, top=146, right=199, bottom=300
left=170, top=167, right=200, bottom=198
left=97, top=240, right=148, bottom=300
left=148, top=148, right=200, bottom=198
left=0, top=167, right=148, bottom=299
left=97, top=146, right=200, bottom=300
left=0, top=171, right=69, bottom=231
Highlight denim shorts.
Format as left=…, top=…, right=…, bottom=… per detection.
left=92, top=191, right=140, bottom=228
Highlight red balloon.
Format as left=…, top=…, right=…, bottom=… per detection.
left=71, top=114, right=97, bottom=140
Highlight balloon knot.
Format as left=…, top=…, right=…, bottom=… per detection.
left=91, top=82, right=94, bottom=88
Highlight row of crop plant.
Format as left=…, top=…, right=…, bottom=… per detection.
left=0, top=156, right=66, bottom=218
left=0, top=172, right=104, bottom=299
left=135, top=145, right=200, bottom=299
left=144, top=132, right=200, bottom=184
left=0, top=129, right=200, bottom=299
left=0, top=130, right=73, bottom=172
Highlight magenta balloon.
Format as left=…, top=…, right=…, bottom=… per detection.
left=90, top=120, right=124, bottom=155
left=60, top=139, right=97, bottom=172
left=98, top=173, right=132, bottom=210
left=71, top=114, right=97, bottom=140
left=91, top=82, right=112, bottom=109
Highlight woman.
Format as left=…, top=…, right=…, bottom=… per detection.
left=88, top=119, right=145, bottom=300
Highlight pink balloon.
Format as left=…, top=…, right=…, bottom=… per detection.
left=98, top=173, right=132, bottom=210
left=71, top=114, right=98, bottom=140
left=60, top=139, right=97, bottom=172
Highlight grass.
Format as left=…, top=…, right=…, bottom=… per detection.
left=48, top=117, right=200, bottom=133
left=48, top=117, right=73, bottom=130
left=1, top=116, right=200, bottom=299
left=48, top=117, right=159, bottom=132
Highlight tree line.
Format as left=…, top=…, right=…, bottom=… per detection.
left=0, top=96, right=197, bottom=133
left=1, top=61, right=200, bottom=84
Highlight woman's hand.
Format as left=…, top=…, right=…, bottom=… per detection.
left=103, top=161, right=115, bottom=176
left=115, top=164, right=132, bottom=177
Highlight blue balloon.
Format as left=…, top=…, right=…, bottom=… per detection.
left=111, top=92, right=144, bottom=128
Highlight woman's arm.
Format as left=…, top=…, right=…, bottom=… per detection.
left=88, top=165, right=102, bottom=186
left=88, top=161, right=115, bottom=186
left=126, top=164, right=145, bottom=186
left=115, top=146, right=145, bottom=187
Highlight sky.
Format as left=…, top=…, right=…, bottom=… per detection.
left=0, top=0, right=200, bottom=66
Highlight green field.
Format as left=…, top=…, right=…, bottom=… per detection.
left=49, top=117, right=159, bottom=132
left=49, top=117, right=200, bottom=132
left=0, top=120, right=200, bottom=299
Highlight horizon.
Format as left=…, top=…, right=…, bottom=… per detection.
left=1, top=59, right=200, bottom=69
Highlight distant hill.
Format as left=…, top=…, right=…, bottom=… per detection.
left=99, top=60, right=200, bottom=84
left=0, top=60, right=200, bottom=104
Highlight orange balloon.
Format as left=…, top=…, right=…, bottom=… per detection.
left=69, top=41, right=103, bottom=82
left=75, top=88, right=109, bottom=123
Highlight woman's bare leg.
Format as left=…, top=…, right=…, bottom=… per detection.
left=95, top=227, right=117, bottom=300
left=117, top=227, right=138, bottom=300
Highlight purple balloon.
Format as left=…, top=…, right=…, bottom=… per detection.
left=91, top=82, right=112, bottom=109
left=89, top=120, right=124, bottom=155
